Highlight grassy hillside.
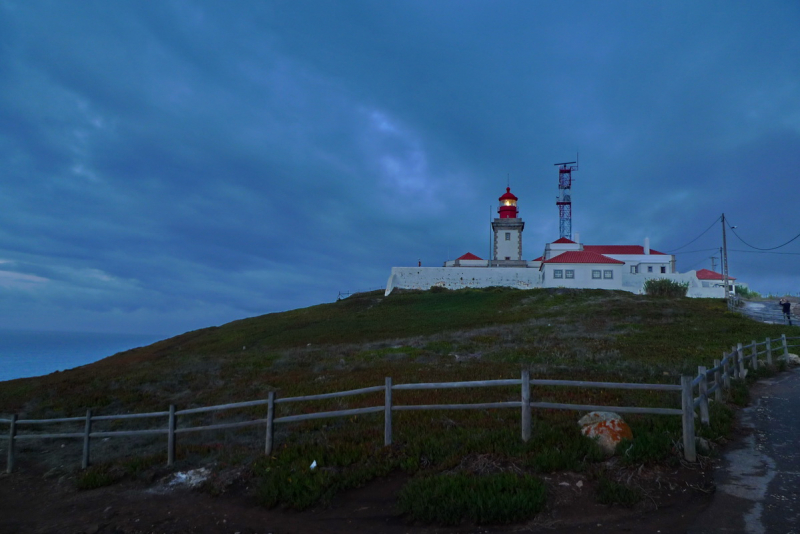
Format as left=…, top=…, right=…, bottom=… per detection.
left=0, top=287, right=789, bottom=417
left=0, top=287, right=794, bottom=518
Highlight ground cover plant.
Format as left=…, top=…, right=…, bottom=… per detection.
left=0, top=287, right=795, bottom=524
left=397, top=472, right=547, bottom=525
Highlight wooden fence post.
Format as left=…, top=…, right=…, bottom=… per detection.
left=737, top=343, right=745, bottom=377
left=167, top=405, right=176, bottom=467
left=730, top=347, right=738, bottom=380
left=81, top=409, right=92, bottom=469
left=265, top=391, right=275, bottom=456
left=698, top=367, right=710, bottom=426
left=751, top=341, right=758, bottom=370
left=521, top=370, right=531, bottom=442
left=782, top=334, right=789, bottom=358
left=713, top=359, right=723, bottom=402
left=723, top=352, right=731, bottom=390
left=766, top=337, right=773, bottom=366
left=681, top=376, right=697, bottom=462
left=6, top=414, right=17, bottom=474
left=384, top=377, right=392, bottom=446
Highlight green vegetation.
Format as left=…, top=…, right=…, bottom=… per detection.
left=398, top=472, right=547, bottom=525
left=736, top=286, right=761, bottom=299
left=0, top=287, right=794, bottom=521
left=643, top=278, right=689, bottom=297
left=76, top=464, right=124, bottom=490
left=596, top=476, right=642, bottom=506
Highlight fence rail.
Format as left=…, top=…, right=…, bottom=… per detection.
left=2, top=334, right=797, bottom=474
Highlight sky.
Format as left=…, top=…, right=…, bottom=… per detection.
left=1, top=1, right=799, bottom=336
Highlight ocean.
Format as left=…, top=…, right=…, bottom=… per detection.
left=0, top=329, right=166, bottom=382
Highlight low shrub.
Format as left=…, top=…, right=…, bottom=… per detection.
left=596, top=476, right=642, bottom=506
left=728, top=379, right=749, bottom=406
left=76, top=464, right=124, bottom=490
left=398, top=472, right=546, bottom=525
left=617, top=415, right=681, bottom=465
left=643, top=278, right=689, bottom=297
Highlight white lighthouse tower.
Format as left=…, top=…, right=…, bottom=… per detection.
left=492, top=187, right=525, bottom=266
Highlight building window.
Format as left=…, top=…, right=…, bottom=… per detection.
left=647, top=266, right=653, bottom=273
left=702, top=281, right=710, bottom=288
left=631, top=265, right=638, bottom=274
left=505, top=232, right=511, bottom=241
left=553, top=269, right=563, bottom=279
left=603, top=270, right=613, bottom=279
left=592, top=270, right=601, bottom=279
left=505, top=256, right=510, bottom=260
left=565, top=269, right=575, bottom=279
left=660, top=266, right=666, bottom=273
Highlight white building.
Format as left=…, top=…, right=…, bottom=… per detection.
left=385, top=187, right=739, bottom=298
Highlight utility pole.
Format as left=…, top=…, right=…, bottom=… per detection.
left=710, top=256, right=717, bottom=272
left=721, top=214, right=730, bottom=300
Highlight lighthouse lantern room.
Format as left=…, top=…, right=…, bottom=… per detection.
left=492, top=187, right=525, bottom=264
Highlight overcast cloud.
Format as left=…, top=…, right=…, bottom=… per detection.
left=1, top=1, right=799, bottom=335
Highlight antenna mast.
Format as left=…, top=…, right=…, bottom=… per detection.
left=554, top=158, right=578, bottom=240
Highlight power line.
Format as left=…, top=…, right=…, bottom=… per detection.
left=665, top=215, right=721, bottom=253
left=726, top=219, right=800, bottom=251
left=671, top=247, right=719, bottom=255
left=729, top=248, right=800, bottom=256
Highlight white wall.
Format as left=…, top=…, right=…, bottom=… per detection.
left=620, top=270, right=730, bottom=298
left=385, top=267, right=732, bottom=298
left=541, top=264, right=623, bottom=290
left=444, top=259, right=490, bottom=267
left=385, top=267, right=540, bottom=296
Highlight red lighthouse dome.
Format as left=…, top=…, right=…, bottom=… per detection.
left=498, top=187, right=518, bottom=219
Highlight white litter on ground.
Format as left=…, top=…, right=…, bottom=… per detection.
left=148, top=467, right=212, bottom=494
left=168, top=467, right=211, bottom=488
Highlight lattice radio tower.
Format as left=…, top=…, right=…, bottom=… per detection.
left=555, top=157, right=578, bottom=240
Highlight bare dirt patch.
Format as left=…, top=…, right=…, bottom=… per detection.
left=0, top=455, right=715, bottom=534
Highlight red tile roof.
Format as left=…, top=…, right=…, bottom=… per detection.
left=696, top=268, right=736, bottom=281
left=531, top=256, right=543, bottom=262
left=542, top=251, right=624, bottom=265
left=584, top=245, right=666, bottom=255
left=552, top=237, right=577, bottom=244
left=457, top=252, right=483, bottom=260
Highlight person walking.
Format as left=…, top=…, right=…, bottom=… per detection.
left=779, top=298, right=792, bottom=326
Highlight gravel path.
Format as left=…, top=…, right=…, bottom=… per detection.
left=690, top=366, right=800, bottom=534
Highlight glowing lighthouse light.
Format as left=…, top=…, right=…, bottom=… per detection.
left=498, top=187, right=519, bottom=219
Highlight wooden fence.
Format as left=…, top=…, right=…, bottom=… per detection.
left=2, top=334, right=798, bottom=474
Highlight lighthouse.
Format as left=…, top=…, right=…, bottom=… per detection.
left=492, top=187, right=525, bottom=265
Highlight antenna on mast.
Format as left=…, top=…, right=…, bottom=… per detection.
left=554, top=156, right=579, bottom=240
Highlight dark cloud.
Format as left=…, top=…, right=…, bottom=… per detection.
left=0, top=0, right=798, bottom=334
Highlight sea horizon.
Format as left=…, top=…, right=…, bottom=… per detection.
left=0, top=328, right=167, bottom=382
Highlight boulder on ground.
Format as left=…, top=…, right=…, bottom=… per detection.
left=784, top=353, right=800, bottom=366
left=578, top=411, right=633, bottom=456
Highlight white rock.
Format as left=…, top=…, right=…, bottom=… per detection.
left=577, top=411, right=624, bottom=427
left=578, top=411, right=633, bottom=456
